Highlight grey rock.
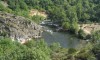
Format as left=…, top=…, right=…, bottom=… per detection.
left=0, top=11, right=42, bottom=43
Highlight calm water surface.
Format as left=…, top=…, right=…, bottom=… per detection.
left=42, top=26, right=81, bottom=48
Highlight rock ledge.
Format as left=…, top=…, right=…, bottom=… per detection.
left=0, top=11, right=42, bottom=43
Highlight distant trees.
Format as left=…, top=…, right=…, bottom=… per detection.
left=7, top=0, right=28, bottom=11
left=0, top=0, right=99, bottom=24
left=0, top=0, right=100, bottom=34
left=48, top=6, right=66, bottom=23
left=0, top=0, right=99, bottom=22
left=0, top=0, right=100, bottom=36
left=94, top=4, right=100, bottom=22
left=19, top=0, right=28, bottom=10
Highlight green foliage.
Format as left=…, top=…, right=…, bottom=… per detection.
left=50, top=43, right=61, bottom=51
left=92, top=30, right=100, bottom=43
left=48, top=6, right=66, bottom=23
left=14, top=10, right=30, bottom=18
left=70, top=20, right=79, bottom=34
left=0, top=37, right=99, bottom=60
left=92, top=43, right=100, bottom=55
left=76, top=51, right=96, bottom=60
left=0, top=38, right=51, bottom=60
left=32, top=15, right=45, bottom=23
left=62, top=21, right=70, bottom=30
left=0, top=2, right=12, bottom=13
left=0, top=0, right=100, bottom=34
left=8, top=0, right=28, bottom=11
left=0, top=2, right=5, bottom=11
left=19, top=0, right=28, bottom=11
left=0, top=0, right=100, bottom=23
left=68, top=48, right=77, bottom=54
left=76, top=42, right=96, bottom=60
left=0, top=0, right=100, bottom=59
left=78, top=29, right=87, bottom=39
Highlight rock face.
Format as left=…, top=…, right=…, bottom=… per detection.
left=0, top=11, right=42, bottom=43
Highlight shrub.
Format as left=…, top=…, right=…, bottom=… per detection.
left=78, top=29, right=87, bottom=39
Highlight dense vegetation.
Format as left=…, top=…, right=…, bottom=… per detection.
left=0, top=0, right=100, bottom=34
left=0, top=37, right=99, bottom=60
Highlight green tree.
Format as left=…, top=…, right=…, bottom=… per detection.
left=78, top=29, right=87, bottom=39
left=92, top=30, right=100, bottom=43
left=62, top=21, right=70, bottom=30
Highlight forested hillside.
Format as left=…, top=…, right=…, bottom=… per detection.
left=0, top=0, right=100, bottom=34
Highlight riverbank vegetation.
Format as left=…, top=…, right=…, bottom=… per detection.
left=0, top=37, right=100, bottom=60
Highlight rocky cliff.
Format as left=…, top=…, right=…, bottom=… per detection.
left=0, top=11, right=42, bottom=43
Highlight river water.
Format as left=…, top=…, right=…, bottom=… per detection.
left=42, top=26, right=81, bottom=48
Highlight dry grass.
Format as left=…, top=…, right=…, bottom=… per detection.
left=79, top=23, right=100, bottom=34
left=29, top=9, right=48, bottom=18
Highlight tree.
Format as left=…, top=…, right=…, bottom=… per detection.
left=92, top=30, right=100, bottom=43
left=19, top=0, right=28, bottom=10
left=62, top=21, right=70, bottom=30
left=70, top=20, right=79, bottom=34
left=48, top=6, right=66, bottom=23
left=0, top=2, right=5, bottom=11
left=78, top=29, right=87, bottom=39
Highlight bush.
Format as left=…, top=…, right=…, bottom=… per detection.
left=0, top=2, right=5, bottom=11
left=0, top=2, right=12, bottom=13
left=62, top=21, right=70, bottom=30
left=78, top=29, right=87, bottom=39
left=68, top=48, right=77, bottom=54
left=31, top=15, right=45, bottom=23
left=91, top=30, right=100, bottom=43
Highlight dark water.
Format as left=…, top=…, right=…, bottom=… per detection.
left=42, top=26, right=81, bottom=48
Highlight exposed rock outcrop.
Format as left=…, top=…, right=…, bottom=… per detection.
left=0, top=11, right=43, bottom=43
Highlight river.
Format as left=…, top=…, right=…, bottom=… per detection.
left=42, top=25, right=81, bottom=48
